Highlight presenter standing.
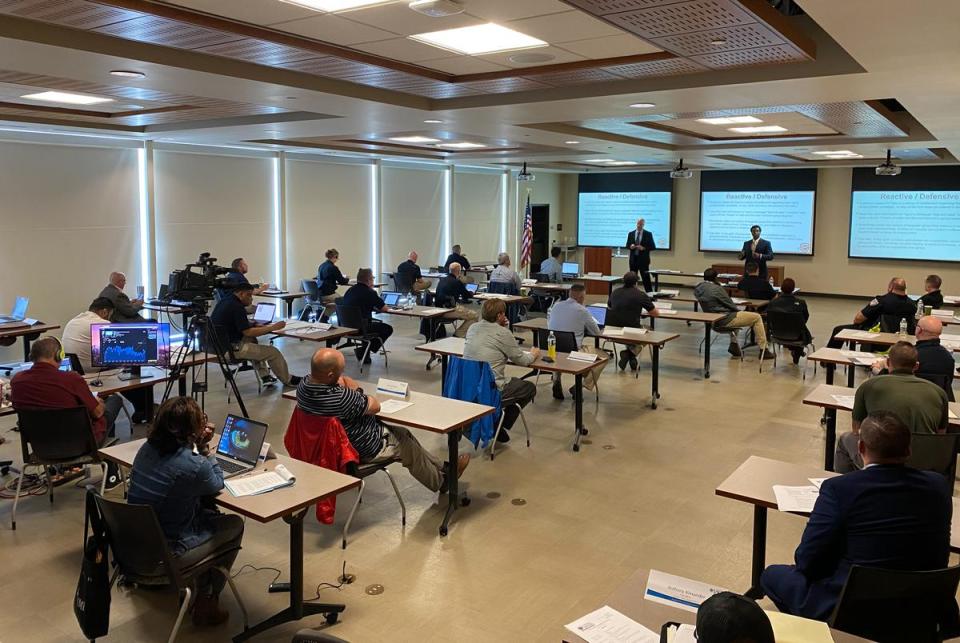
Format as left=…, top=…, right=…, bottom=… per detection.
left=738, top=225, right=773, bottom=280
left=625, top=218, right=656, bottom=292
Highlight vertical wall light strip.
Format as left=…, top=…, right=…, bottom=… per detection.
left=500, top=170, right=508, bottom=253
left=272, top=154, right=284, bottom=289
left=370, top=162, right=380, bottom=276
left=137, top=147, right=150, bottom=293
left=443, top=166, right=452, bottom=264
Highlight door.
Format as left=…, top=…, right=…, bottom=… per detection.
left=531, top=204, right=549, bottom=273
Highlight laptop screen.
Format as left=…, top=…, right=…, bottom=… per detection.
left=156, top=284, right=169, bottom=300
left=253, top=302, right=275, bottom=324
left=465, top=283, right=479, bottom=293
left=382, top=291, right=401, bottom=306
left=10, top=296, right=28, bottom=319
left=216, top=415, right=268, bottom=466
left=586, top=305, right=607, bottom=326
left=561, top=262, right=579, bottom=276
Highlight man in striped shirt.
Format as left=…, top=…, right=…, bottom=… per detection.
left=296, top=348, right=468, bottom=491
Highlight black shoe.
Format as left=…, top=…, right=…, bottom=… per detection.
left=568, top=386, right=576, bottom=397
left=791, top=350, right=802, bottom=365
left=354, top=348, right=365, bottom=362
left=760, top=349, right=776, bottom=361
left=363, top=355, right=372, bottom=365
left=629, top=356, right=639, bottom=371
left=288, top=375, right=302, bottom=386
left=104, top=464, right=122, bottom=491
left=618, top=350, right=630, bottom=371
left=552, top=380, right=564, bottom=400
left=727, top=343, right=742, bottom=357
left=130, top=411, right=147, bottom=425
left=260, top=375, right=278, bottom=385
left=496, top=429, right=511, bottom=443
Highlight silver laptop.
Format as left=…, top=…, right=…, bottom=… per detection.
left=252, top=302, right=276, bottom=325
left=214, top=415, right=269, bottom=478
left=0, top=296, right=28, bottom=324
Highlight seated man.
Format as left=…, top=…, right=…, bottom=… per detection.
left=210, top=282, right=298, bottom=386
left=736, top=262, right=775, bottom=300
left=443, top=244, right=471, bottom=273
left=921, top=273, right=944, bottom=309
left=127, top=396, right=244, bottom=627
left=10, top=337, right=123, bottom=487
left=836, top=341, right=948, bottom=472
left=548, top=283, right=606, bottom=400
left=225, top=257, right=268, bottom=295
left=98, top=271, right=144, bottom=322
left=396, top=251, right=431, bottom=294
left=762, top=411, right=951, bottom=621
left=342, top=268, right=394, bottom=364
left=872, top=316, right=955, bottom=399
left=538, top=246, right=564, bottom=284
left=695, top=592, right=774, bottom=643
left=297, top=348, right=467, bottom=490
left=316, top=248, right=349, bottom=318
left=828, top=277, right=915, bottom=348
left=694, top=268, right=772, bottom=360
left=489, top=252, right=522, bottom=293
left=765, top=278, right=812, bottom=364
left=607, top=271, right=659, bottom=371
left=464, top=299, right=539, bottom=442
left=434, top=263, right=478, bottom=338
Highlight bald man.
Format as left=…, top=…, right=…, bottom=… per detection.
left=396, top=250, right=430, bottom=294
left=296, top=348, right=468, bottom=491
left=98, top=271, right=144, bottom=322
left=872, top=316, right=956, bottom=400
left=827, top=277, right=916, bottom=348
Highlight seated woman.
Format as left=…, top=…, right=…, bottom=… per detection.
left=127, top=396, right=244, bottom=627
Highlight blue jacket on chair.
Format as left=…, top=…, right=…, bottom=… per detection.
left=443, top=356, right=501, bottom=448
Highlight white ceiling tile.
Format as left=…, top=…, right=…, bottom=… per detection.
left=416, top=56, right=511, bottom=74
left=164, top=0, right=320, bottom=25
left=506, top=10, right=625, bottom=43
left=461, top=0, right=573, bottom=22
left=557, top=34, right=662, bottom=59
left=343, top=3, right=482, bottom=36
left=477, top=45, right=585, bottom=68
left=269, top=13, right=399, bottom=44
left=354, top=37, right=457, bottom=62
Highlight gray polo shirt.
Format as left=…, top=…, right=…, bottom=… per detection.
left=464, top=319, right=535, bottom=388
left=489, top=265, right=521, bottom=292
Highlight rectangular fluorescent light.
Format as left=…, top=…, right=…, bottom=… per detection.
left=279, top=0, right=395, bottom=11
left=727, top=125, right=788, bottom=134
left=605, top=161, right=639, bottom=166
left=584, top=159, right=615, bottom=163
left=697, top=116, right=763, bottom=125
left=21, top=90, right=113, bottom=105
left=813, top=150, right=855, bottom=155
left=388, top=136, right=441, bottom=144
left=410, top=23, right=547, bottom=55
left=437, top=141, right=486, bottom=149
left=825, top=153, right=863, bottom=158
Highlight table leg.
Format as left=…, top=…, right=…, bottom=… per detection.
left=651, top=345, right=660, bottom=409
left=847, top=363, right=855, bottom=388
left=440, top=354, right=448, bottom=388
left=703, top=324, right=712, bottom=379
left=233, top=510, right=345, bottom=642
left=649, top=314, right=656, bottom=331
left=286, top=299, right=295, bottom=319
left=22, top=335, right=32, bottom=363
left=178, top=374, right=187, bottom=397
left=572, top=373, right=585, bottom=452
left=825, top=362, right=835, bottom=386
left=744, top=506, right=768, bottom=600
left=653, top=273, right=659, bottom=291
left=440, top=431, right=462, bottom=537
left=824, top=408, right=837, bottom=471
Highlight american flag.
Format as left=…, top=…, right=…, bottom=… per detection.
left=520, top=193, right=532, bottom=268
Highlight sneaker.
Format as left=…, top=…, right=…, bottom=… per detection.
left=495, top=429, right=511, bottom=443
left=760, top=349, right=776, bottom=361
left=260, top=375, right=278, bottom=385
left=727, top=343, right=742, bottom=357
left=617, top=350, right=630, bottom=371
left=552, top=380, right=564, bottom=400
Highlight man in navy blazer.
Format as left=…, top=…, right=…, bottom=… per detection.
left=737, top=225, right=773, bottom=279
left=625, top=217, right=656, bottom=292
left=761, top=411, right=952, bottom=621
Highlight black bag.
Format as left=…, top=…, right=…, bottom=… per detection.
left=74, top=489, right=111, bottom=639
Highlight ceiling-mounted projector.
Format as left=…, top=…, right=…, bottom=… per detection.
left=670, top=158, right=693, bottom=179
left=408, top=0, right=465, bottom=17
left=875, top=149, right=901, bottom=176
left=517, top=162, right=536, bottom=182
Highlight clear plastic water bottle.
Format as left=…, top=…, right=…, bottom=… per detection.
left=899, top=317, right=908, bottom=337
left=547, top=331, right=557, bottom=360
left=308, top=307, right=317, bottom=323
left=916, top=299, right=924, bottom=320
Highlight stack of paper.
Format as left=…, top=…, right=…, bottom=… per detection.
left=658, top=302, right=673, bottom=310
left=659, top=289, right=680, bottom=296
left=831, top=394, right=856, bottom=408
left=622, top=327, right=648, bottom=336
left=564, top=606, right=658, bottom=643
left=225, top=465, right=296, bottom=497
left=569, top=351, right=599, bottom=363
left=658, top=309, right=678, bottom=315
left=773, top=485, right=819, bottom=512
left=379, top=399, right=413, bottom=414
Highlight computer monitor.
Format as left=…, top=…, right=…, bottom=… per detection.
left=252, top=302, right=276, bottom=324
left=586, top=305, right=607, bottom=327
left=90, top=322, right=171, bottom=378
left=561, top=262, right=580, bottom=276
left=382, top=291, right=401, bottom=307
left=465, top=283, right=479, bottom=293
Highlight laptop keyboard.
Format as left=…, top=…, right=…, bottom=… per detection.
left=217, top=458, right=247, bottom=474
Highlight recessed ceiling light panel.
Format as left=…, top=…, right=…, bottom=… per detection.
left=423, top=119, right=444, bottom=124
left=410, top=23, right=547, bottom=55
left=697, top=116, right=763, bottom=125
left=565, top=141, right=581, bottom=145
left=280, top=0, right=396, bottom=11
left=21, top=91, right=114, bottom=105
left=628, top=102, right=655, bottom=108
left=389, top=136, right=441, bottom=144
left=436, top=141, right=486, bottom=149
left=727, top=125, right=788, bottom=134
left=109, top=70, right=146, bottom=79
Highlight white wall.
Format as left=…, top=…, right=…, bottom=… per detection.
left=451, top=169, right=503, bottom=264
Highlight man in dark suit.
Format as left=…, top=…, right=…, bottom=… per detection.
left=760, top=411, right=952, bottom=621
left=737, top=225, right=773, bottom=280
left=625, top=217, right=656, bottom=292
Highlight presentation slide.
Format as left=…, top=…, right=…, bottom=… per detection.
left=578, top=191, right=672, bottom=248
left=699, top=191, right=815, bottom=254
left=850, top=191, right=960, bottom=261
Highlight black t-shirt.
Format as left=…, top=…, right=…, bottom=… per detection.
left=396, top=259, right=423, bottom=282
left=607, top=286, right=654, bottom=326
left=443, top=253, right=471, bottom=271
left=860, top=292, right=916, bottom=326
left=736, top=275, right=775, bottom=300
left=921, top=290, right=944, bottom=309
left=210, top=294, right=250, bottom=345
left=317, top=260, right=348, bottom=296
left=435, top=275, right=471, bottom=307
left=342, top=283, right=385, bottom=319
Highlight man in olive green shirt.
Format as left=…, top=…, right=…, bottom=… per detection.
left=836, top=341, right=948, bottom=472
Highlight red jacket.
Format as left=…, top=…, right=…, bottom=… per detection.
left=284, top=407, right=359, bottom=524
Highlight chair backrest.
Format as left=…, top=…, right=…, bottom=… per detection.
left=917, top=372, right=956, bottom=402
left=333, top=302, right=368, bottom=334
left=829, top=564, right=960, bottom=643
left=906, top=433, right=960, bottom=487
left=301, top=279, right=320, bottom=303
left=487, top=280, right=519, bottom=296
left=531, top=272, right=550, bottom=283
left=393, top=270, right=414, bottom=294
left=534, top=328, right=578, bottom=353
left=93, top=493, right=182, bottom=587
left=880, top=313, right=916, bottom=335
left=16, top=407, right=99, bottom=463
left=766, top=309, right=808, bottom=343
left=604, top=307, right=638, bottom=329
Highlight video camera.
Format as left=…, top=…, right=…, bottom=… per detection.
left=167, top=252, right=232, bottom=305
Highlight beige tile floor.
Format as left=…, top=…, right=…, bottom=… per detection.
left=0, top=292, right=906, bottom=642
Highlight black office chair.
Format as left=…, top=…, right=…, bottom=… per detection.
left=334, top=300, right=388, bottom=375
left=880, top=313, right=917, bottom=336
left=487, top=280, right=525, bottom=324
left=528, top=272, right=559, bottom=313
left=906, top=433, right=960, bottom=488
left=918, top=371, right=956, bottom=402
left=764, top=310, right=816, bottom=378
left=93, top=493, right=248, bottom=643
left=393, top=271, right=416, bottom=301
left=12, top=407, right=112, bottom=530
left=204, top=325, right=263, bottom=401
left=534, top=329, right=601, bottom=404
left=300, top=278, right=325, bottom=321
left=829, top=564, right=960, bottom=643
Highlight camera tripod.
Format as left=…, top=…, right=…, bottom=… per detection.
left=161, top=312, right=249, bottom=418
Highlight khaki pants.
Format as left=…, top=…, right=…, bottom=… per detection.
left=413, top=278, right=431, bottom=293
left=443, top=305, right=479, bottom=338
left=722, top=311, right=767, bottom=349
left=369, top=425, right=444, bottom=492
left=321, top=293, right=338, bottom=318
left=234, top=337, right=292, bottom=384
left=554, top=345, right=605, bottom=391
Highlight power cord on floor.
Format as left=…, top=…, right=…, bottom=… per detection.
left=231, top=564, right=282, bottom=586
left=306, top=561, right=350, bottom=601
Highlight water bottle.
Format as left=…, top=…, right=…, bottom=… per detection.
left=308, top=307, right=317, bottom=324
left=547, top=331, right=557, bottom=360
left=899, top=317, right=908, bottom=338
left=916, top=299, right=924, bottom=320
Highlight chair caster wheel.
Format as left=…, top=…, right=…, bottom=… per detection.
left=579, top=427, right=589, bottom=435
left=325, top=612, right=339, bottom=625
left=426, top=364, right=432, bottom=371
left=460, top=496, right=471, bottom=507
left=573, top=444, right=580, bottom=452
left=439, top=526, right=448, bottom=537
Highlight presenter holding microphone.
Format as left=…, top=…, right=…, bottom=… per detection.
left=738, top=224, right=773, bottom=280
left=626, top=217, right=656, bottom=292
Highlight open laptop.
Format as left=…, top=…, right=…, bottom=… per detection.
left=0, top=296, right=28, bottom=324
left=214, top=415, right=269, bottom=477
left=252, top=302, right=276, bottom=325
left=586, top=305, right=607, bottom=327
left=147, top=284, right=170, bottom=305
left=465, top=283, right=480, bottom=294
left=561, top=262, right=580, bottom=279
left=381, top=291, right=402, bottom=307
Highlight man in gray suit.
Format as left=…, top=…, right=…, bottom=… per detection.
left=99, top=272, right=144, bottom=322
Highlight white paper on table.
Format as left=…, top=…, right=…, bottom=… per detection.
left=773, top=485, right=819, bottom=513
left=841, top=350, right=869, bottom=358
left=944, top=296, right=960, bottom=304
left=564, top=606, right=658, bottom=643
left=731, top=297, right=747, bottom=304
left=669, top=624, right=698, bottom=643
left=419, top=307, right=448, bottom=314
left=569, top=351, right=599, bottom=362
left=831, top=394, right=856, bottom=408
left=378, top=399, right=413, bottom=414
left=604, top=328, right=624, bottom=336
left=932, top=309, right=954, bottom=318
left=622, top=327, right=648, bottom=336
left=850, top=356, right=878, bottom=366
left=657, top=302, right=673, bottom=310
left=659, top=289, right=680, bottom=296
left=644, top=570, right=727, bottom=613
left=950, top=409, right=958, bottom=420
left=846, top=331, right=877, bottom=340
left=586, top=272, right=603, bottom=277
left=808, top=477, right=829, bottom=489
left=658, top=309, right=678, bottom=315
left=764, top=610, right=835, bottom=643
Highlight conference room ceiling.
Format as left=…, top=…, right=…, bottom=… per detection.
left=0, top=0, right=957, bottom=171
